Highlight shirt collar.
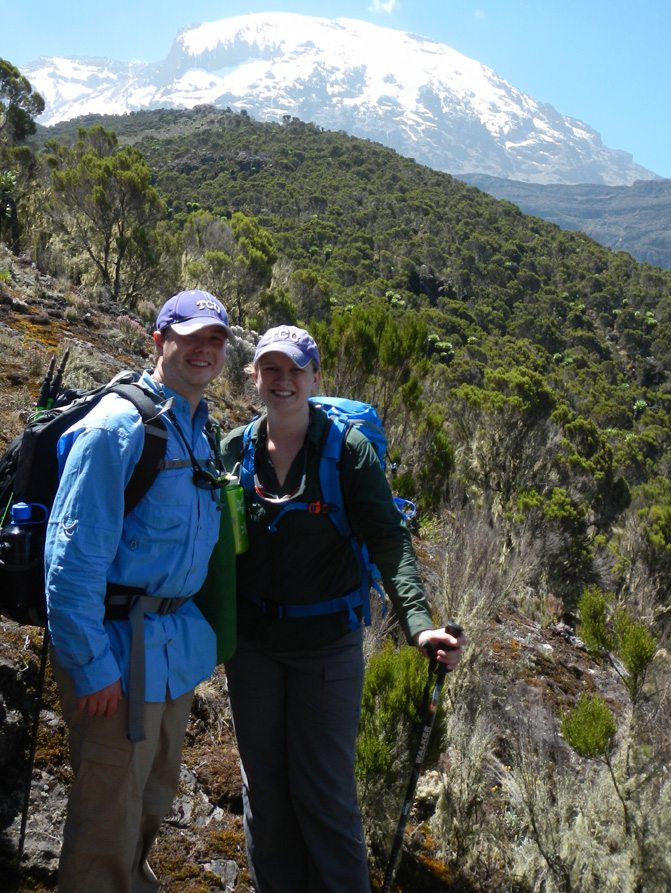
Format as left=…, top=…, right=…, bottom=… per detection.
left=141, top=370, right=209, bottom=429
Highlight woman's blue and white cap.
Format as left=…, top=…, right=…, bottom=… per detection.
left=254, top=326, right=320, bottom=369
left=156, top=290, right=230, bottom=336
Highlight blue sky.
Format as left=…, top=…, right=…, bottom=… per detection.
left=3, top=0, right=670, bottom=178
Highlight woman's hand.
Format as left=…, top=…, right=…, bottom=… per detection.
left=414, top=624, right=466, bottom=670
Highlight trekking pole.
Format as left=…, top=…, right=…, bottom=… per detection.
left=17, top=627, right=50, bottom=862
left=381, top=622, right=463, bottom=893
left=45, top=349, right=69, bottom=409
left=35, top=355, right=56, bottom=414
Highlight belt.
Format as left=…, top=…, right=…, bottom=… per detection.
left=105, top=585, right=190, bottom=743
left=244, top=588, right=364, bottom=631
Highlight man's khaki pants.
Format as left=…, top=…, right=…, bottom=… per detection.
left=52, top=656, right=193, bottom=893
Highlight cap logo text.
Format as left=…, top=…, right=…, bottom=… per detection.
left=196, top=298, right=223, bottom=316
left=275, top=326, right=299, bottom=342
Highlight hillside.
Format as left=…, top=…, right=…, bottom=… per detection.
left=0, top=256, right=645, bottom=891
left=460, top=173, right=671, bottom=269
left=37, top=107, right=671, bottom=380
left=2, top=106, right=671, bottom=891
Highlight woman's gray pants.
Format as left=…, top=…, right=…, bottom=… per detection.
left=226, top=629, right=371, bottom=893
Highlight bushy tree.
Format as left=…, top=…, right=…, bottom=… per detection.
left=229, top=211, right=277, bottom=323
left=181, top=209, right=277, bottom=324
left=0, top=60, right=44, bottom=254
left=46, top=125, right=164, bottom=304
left=0, top=58, right=45, bottom=144
left=250, top=286, right=298, bottom=331
left=0, top=169, right=19, bottom=252
left=561, top=693, right=616, bottom=760
left=577, top=585, right=656, bottom=701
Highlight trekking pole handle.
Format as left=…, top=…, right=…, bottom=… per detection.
left=445, top=621, right=464, bottom=641
left=425, top=621, right=464, bottom=668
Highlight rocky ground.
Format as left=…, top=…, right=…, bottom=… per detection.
left=1, top=609, right=621, bottom=893
left=0, top=620, right=249, bottom=893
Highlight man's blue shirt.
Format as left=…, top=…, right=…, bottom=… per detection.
left=45, top=371, right=218, bottom=699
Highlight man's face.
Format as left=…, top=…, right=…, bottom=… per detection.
left=154, top=326, right=227, bottom=402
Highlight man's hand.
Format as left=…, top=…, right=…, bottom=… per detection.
left=76, top=679, right=123, bottom=718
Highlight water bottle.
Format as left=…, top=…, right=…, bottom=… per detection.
left=224, top=480, right=249, bottom=555
left=0, top=501, right=49, bottom=624
left=0, top=502, right=39, bottom=567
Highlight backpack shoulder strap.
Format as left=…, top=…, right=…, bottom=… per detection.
left=204, top=418, right=224, bottom=470
left=318, top=415, right=350, bottom=538
left=319, top=415, right=381, bottom=625
left=239, top=417, right=262, bottom=490
left=108, top=382, right=169, bottom=515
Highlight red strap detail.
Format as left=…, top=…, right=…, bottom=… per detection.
left=308, top=500, right=328, bottom=514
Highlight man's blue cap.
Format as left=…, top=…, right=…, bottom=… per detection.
left=254, top=325, right=320, bottom=369
left=156, top=290, right=230, bottom=336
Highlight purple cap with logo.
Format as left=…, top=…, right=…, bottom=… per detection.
left=253, top=325, right=320, bottom=369
left=156, top=290, right=231, bottom=336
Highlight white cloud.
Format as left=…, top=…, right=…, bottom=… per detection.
left=369, top=0, right=400, bottom=13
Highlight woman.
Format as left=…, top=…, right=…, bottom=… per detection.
left=222, top=324, right=464, bottom=893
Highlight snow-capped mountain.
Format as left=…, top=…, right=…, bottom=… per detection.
left=23, top=12, right=656, bottom=186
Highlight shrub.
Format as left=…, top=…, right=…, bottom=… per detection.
left=577, top=585, right=614, bottom=655
left=561, top=694, right=616, bottom=759
left=356, top=642, right=446, bottom=857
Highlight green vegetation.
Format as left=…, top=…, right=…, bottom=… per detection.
left=0, top=58, right=44, bottom=143
left=44, top=125, right=165, bottom=303
left=3, top=77, right=670, bottom=893
left=1, top=58, right=44, bottom=255
left=356, top=642, right=446, bottom=861
left=562, top=693, right=616, bottom=760
left=550, top=592, right=664, bottom=891
left=357, top=642, right=444, bottom=788
left=577, top=585, right=657, bottom=700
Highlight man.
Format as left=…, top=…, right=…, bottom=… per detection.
left=45, top=289, right=230, bottom=893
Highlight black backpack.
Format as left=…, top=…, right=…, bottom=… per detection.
left=0, top=370, right=168, bottom=625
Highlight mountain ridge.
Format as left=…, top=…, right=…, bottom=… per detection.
left=459, top=172, right=671, bottom=268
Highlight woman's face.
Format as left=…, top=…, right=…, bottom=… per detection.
left=254, top=351, right=320, bottom=413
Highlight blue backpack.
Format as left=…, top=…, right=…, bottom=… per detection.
left=308, top=397, right=416, bottom=523
left=239, top=396, right=416, bottom=629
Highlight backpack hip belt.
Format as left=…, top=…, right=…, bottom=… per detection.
left=243, top=586, right=368, bottom=630
left=105, top=584, right=191, bottom=743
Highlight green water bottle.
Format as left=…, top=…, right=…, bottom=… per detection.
left=225, top=478, right=249, bottom=555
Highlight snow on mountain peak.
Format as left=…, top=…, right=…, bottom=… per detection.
left=21, top=12, right=657, bottom=186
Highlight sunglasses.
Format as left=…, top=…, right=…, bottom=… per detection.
left=254, top=469, right=307, bottom=504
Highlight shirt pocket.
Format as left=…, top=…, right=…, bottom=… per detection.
left=124, top=467, right=193, bottom=543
